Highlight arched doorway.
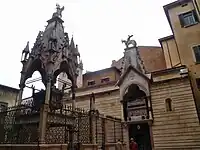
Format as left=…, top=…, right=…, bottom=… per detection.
left=123, top=84, right=152, bottom=150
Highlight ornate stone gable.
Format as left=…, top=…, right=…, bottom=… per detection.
left=117, top=66, right=150, bottom=101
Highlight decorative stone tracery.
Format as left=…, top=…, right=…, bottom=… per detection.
left=18, top=4, right=80, bottom=107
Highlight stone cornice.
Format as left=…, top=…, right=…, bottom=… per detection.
left=0, top=84, right=19, bottom=93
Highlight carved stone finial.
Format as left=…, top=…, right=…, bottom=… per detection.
left=121, top=35, right=137, bottom=49
left=70, top=36, right=75, bottom=49
left=21, top=41, right=30, bottom=62
left=78, top=60, right=83, bottom=70
left=23, top=41, right=29, bottom=53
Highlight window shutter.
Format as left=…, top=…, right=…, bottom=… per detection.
left=193, top=46, right=200, bottom=62
left=196, top=78, right=200, bottom=89
left=192, top=10, right=199, bottom=22
left=179, top=14, right=184, bottom=27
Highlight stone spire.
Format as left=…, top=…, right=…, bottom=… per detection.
left=69, top=37, right=80, bottom=56
left=21, top=41, right=30, bottom=62
left=70, top=36, right=75, bottom=49
left=76, top=59, right=83, bottom=88
left=78, top=60, right=83, bottom=70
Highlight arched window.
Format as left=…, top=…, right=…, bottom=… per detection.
left=165, top=98, right=172, bottom=112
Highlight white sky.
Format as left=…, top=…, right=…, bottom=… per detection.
left=0, top=0, right=174, bottom=97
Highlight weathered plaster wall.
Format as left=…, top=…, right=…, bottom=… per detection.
left=165, top=0, right=200, bottom=122
left=168, top=1, right=200, bottom=66
left=160, top=37, right=181, bottom=68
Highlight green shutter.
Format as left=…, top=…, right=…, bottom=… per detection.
left=192, top=10, right=199, bottom=22
left=193, top=46, right=200, bottom=63
left=179, top=14, right=184, bottom=27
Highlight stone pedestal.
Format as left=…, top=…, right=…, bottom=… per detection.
left=39, top=104, right=49, bottom=144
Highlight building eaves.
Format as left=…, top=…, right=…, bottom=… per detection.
left=158, top=35, right=174, bottom=42
left=164, top=0, right=192, bottom=10
left=0, top=84, right=19, bottom=93
left=163, top=0, right=192, bottom=34
left=138, top=46, right=161, bottom=49
left=151, top=65, right=187, bottom=75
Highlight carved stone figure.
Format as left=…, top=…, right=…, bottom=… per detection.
left=121, top=35, right=137, bottom=49
left=120, top=35, right=146, bottom=75
left=52, top=4, right=64, bottom=18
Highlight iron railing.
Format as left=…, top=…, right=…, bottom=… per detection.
left=0, top=104, right=125, bottom=150
left=0, top=105, right=39, bottom=144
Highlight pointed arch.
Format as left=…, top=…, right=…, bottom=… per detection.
left=53, top=60, right=75, bottom=87
left=120, top=80, right=149, bottom=101
left=20, top=58, right=46, bottom=88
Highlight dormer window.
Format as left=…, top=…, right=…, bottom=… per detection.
left=101, top=77, right=110, bottom=83
left=88, top=80, right=95, bottom=86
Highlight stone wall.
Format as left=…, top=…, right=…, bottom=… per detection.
left=0, top=87, right=18, bottom=107
left=0, top=144, right=68, bottom=150
left=151, top=77, right=200, bottom=149
left=66, top=89, right=122, bottom=119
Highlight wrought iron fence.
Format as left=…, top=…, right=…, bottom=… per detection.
left=106, top=116, right=123, bottom=143
left=45, top=107, right=91, bottom=145
left=0, top=104, right=125, bottom=150
left=95, top=115, right=105, bottom=150
left=0, top=105, right=39, bottom=144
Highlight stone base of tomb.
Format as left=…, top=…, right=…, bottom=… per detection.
left=0, top=144, right=68, bottom=150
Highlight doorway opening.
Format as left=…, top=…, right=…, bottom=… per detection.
left=129, top=123, right=152, bottom=150
left=122, top=84, right=152, bottom=150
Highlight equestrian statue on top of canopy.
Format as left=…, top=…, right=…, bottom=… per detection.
left=121, top=35, right=137, bottom=49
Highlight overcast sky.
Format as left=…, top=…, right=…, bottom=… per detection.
left=0, top=0, right=174, bottom=97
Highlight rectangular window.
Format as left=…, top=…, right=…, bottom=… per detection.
left=179, top=10, right=199, bottom=27
left=196, top=78, right=200, bottom=89
left=101, top=77, right=110, bottom=83
left=87, top=80, right=95, bottom=86
left=193, top=45, right=200, bottom=63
